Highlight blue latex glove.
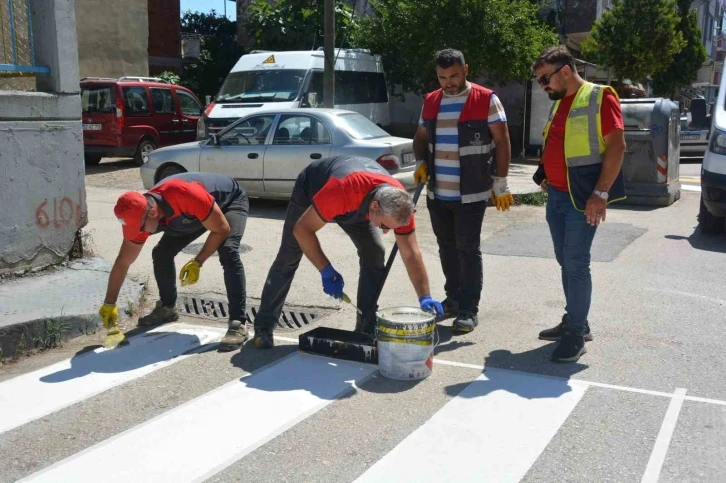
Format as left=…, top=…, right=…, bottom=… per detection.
left=419, top=295, right=443, bottom=317
left=320, top=264, right=344, bottom=299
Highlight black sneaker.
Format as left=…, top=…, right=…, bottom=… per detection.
left=538, top=314, right=593, bottom=342
left=219, top=320, right=249, bottom=352
left=138, top=301, right=179, bottom=327
left=551, top=334, right=587, bottom=362
left=252, top=328, right=274, bottom=349
left=452, top=311, right=478, bottom=333
left=440, top=298, right=459, bottom=319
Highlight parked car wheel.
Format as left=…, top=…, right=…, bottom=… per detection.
left=85, top=154, right=102, bottom=166
left=134, top=138, right=156, bottom=167
left=158, top=164, right=185, bottom=183
left=698, top=197, right=724, bottom=234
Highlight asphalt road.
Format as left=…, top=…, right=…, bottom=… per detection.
left=1, top=160, right=724, bottom=482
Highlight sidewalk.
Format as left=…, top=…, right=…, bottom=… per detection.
left=0, top=258, right=144, bottom=360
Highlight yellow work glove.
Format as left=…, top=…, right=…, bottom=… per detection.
left=99, top=303, right=118, bottom=330
left=491, top=176, right=514, bottom=211
left=414, top=162, right=428, bottom=185
left=99, top=303, right=127, bottom=349
left=179, top=259, right=202, bottom=287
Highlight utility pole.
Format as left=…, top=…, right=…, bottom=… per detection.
left=324, top=0, right=335, bottom=108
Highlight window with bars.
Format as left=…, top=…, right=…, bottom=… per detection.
left=0, top=0, right=49, bottom=74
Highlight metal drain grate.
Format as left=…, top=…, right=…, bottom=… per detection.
left=182, top=243, right=252, bottom=256
left=178, top=295, right=321, bottom=331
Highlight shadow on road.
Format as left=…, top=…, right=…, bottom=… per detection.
left=248, top=198, right=289, bottom=221
left=443, top=345, right=589, bottom=400
left=665, top=230, right=726, bottom=253
left=85, top=157, right=137, bottom=174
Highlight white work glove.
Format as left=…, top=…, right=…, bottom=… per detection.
left=491, top=176, right=514, bottom=211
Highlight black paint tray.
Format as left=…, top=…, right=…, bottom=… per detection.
left=298, top=327, right=378, bottom=365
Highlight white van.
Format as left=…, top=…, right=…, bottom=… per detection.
left=699, top=91, right=726, bottom=233
left=197, top=49, right=391, bottom=139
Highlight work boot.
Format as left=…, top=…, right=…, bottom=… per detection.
left=439, top=298, right=459, bottom=320
left=252, top=327, right=274, bottom=350
left=551, top=333, right=587, bottom=363
left=138, top=301, right=179, bottom=327
left=539, top=314, right=593, bottom=342
left=219, top=319, right=249, bottom=352
left=452, top=311, right=478, bottom=333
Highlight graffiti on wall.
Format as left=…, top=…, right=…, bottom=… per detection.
left=35, top=189, right=83, bottom=230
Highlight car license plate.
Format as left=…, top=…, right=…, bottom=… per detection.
left=83, top=124, right=102, bottom=131
left=402, top=152, right=415, bottom=165
left=680, top=135, right=700, bottom=141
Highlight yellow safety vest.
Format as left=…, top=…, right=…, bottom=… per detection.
left=542, top=82, right=625, bottom=210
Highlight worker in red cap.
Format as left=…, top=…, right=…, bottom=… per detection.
left=98, top=173, right=250, bottom=351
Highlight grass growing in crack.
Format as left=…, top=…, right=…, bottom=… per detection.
left=126, top=301, right=138, bottom=317
left=14, top=332, right=27, bottom=358
left=515, top=191, right=548, bottom=206
left=32, top=318, right=68, bottom=350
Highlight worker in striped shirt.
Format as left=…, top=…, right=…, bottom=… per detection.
left=413, top=48, right=513, bottom=333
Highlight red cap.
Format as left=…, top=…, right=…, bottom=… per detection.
left=114, top=192, right=147, bottom=241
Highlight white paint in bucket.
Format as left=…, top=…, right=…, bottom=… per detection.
left=376, top=307, right=436, bottom=381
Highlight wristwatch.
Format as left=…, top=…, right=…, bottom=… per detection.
left=593, top=189, right=609, bottom=200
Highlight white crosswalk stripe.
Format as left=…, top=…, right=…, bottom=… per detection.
left=1, top=325, right=723, bottom=482
left=0, top=323, right=224, bottom=435
left=19, top=353, right=376, bottom=483
left=355, top=368, right=587, bottom=483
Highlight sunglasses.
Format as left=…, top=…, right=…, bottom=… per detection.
left=536, top=64, right=565, bottom=86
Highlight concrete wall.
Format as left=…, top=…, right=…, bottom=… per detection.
left=74, top=0, right=149, bottom=78
left=0, top=0, right=86, bottom=276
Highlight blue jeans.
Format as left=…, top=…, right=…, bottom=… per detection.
left=546, top=186, right=597, bottom=335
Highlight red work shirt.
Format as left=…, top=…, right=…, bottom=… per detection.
left=132, top=178, right=214, bottom=244
left=312, top=172, right=416, bottom=235
left=542, top=89, right=624, bottom=192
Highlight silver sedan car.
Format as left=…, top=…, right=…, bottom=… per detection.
left=140, top=108, right=416, bottom=198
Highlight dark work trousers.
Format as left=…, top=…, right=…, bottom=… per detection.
left=152, top=194, right=249, bottom=325
left=427, top=197, right=487, bottom=314
left=254, top=197, right=386, bottom=334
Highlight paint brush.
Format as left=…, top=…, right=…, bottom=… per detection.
left=341, top=292, right=362, bottom=315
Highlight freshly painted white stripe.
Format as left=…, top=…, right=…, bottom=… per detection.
left=432, top=358, right=485, bottom=370
left=0, top=323, right=224, bottom=435
left=21, top=353, right=377, bottom=483
left=435, top=358, right=726, bottom=406
left=681, top=184, right=701, bottom=192
left=641, top=388, right=687, bottom=483
left=684, top=395, right=726, bottom=406
left=355, top=367, right=587, bottom=483
left=435, top=127, right=458, bottom=135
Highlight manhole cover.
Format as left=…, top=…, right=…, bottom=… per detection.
left=178, top=295, right=321, bottom=331
left=181, top=243, right=252, bottom=256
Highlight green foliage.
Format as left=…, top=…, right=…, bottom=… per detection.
left=181, top=10, right=244, bottom=100
left=514, top=191, right=548, bottom=206
left=245, top=0, right=359, bottom=51
left=351, top=0, right=558, bottom=97
left=651, top=0, right=707, bottom=98
left=159, top=71, right=181, bottom=85
left=582, top=0, right=685, bottom=83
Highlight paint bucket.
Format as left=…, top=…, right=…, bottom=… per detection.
left=376, top=307, right=436, bottom=381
